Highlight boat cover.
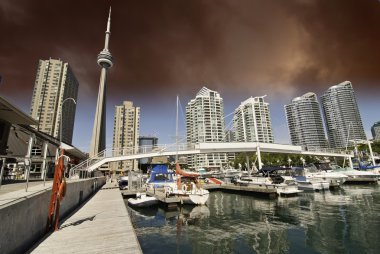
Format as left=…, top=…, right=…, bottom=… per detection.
left=148, top=164, right=174, bottom=183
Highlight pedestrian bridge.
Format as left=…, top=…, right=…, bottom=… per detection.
left=70, top=142, right=353, bottom=174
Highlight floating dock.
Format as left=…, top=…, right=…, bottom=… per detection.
left=204, top=183, right=278, bottom=197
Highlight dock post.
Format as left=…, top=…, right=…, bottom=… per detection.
left=257, top=146, right=262, bottom=170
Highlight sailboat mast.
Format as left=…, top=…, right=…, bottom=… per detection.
left=175, top=95, right=179, bottom=163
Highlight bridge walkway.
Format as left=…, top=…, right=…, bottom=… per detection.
left=30, top=182, right=142, bottom=254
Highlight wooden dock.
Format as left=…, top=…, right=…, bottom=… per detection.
left=146, top=189, right=180, bottom=209
left=204, top=183, right=278, bottom=197
left=30, top=183, right=142, bottom=254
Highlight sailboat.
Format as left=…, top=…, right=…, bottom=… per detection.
left=163, top=96, right=209, bottom=205
left=164, top=163, right=209, bottom=205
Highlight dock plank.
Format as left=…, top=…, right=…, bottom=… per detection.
left=30, top=184, right=142, bottom=254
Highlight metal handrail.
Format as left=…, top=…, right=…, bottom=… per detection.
left=69, top=143, right=194, bottom=178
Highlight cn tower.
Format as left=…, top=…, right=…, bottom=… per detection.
left=89, top=7, right=113, bottom=157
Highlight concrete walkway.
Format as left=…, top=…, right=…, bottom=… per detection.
left=0, top=181, right=53, bottom=207
left=30, top=183, right=142, bottom=254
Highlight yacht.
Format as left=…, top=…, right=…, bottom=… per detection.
left=294, top=175, right=330, bottom=191
left=331, top=165, right=379, bottom=183
left=236, top=168, right=301, bottom=196
left=303, top=163, right=348, bottom=188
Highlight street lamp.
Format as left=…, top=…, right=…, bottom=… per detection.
left=60, top=97, right=76, bottom=147
left=300, top=157, right=305, bottom=167
left=288, top=158, right=292, bottom=167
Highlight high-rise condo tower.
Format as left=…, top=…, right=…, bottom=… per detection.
left=321, top=81, right=366, bottom=148
left=30, top=58, right=78, bottom=144
left=285, top=92, right=327, bottom=149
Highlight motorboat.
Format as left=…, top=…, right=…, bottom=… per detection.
left=164, top=164, right=209, bottom=205
left=221, top=168, right=241, bottom=179
left=303, top=163, right=348, bottom=188
left=272, top=175, right=303, bottom=195
left=118, top=176, right=129, bottom=190
left=294, top=175, right=330, bottom=191
left=235, top=167, right=302, bottom=196
left=128, top=193, right=159, bottom=208
left=331, top=165, right=380, bottom=183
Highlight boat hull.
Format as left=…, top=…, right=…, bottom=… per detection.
left=128, top=196, right=159, bottom=208
left=297, top=181, right=330, bottom=191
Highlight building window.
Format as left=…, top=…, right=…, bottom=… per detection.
left=32, top=146, right=42, bottom=156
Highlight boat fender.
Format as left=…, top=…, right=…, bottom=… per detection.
left=165, top=186, right=172, bottom=197
left=181, top=184, right=188, bottom=192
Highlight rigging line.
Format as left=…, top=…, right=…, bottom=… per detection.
left=222, top=118, right=235, bottom=140
left=177, top=96, right=187, bottom=126
left=224, top=110, right=235, bottom=119
left=224, top=116, right=234, bottom=132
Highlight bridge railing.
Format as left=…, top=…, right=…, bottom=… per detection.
left=301, top=146, right=352, bottom=155
left=69, top=143, right=195, bottom=178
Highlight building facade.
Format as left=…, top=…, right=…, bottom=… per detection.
left=30, top=58, right=78, bottom=144
left=285, top=92, right=327, bottom=149
left=233, top=96, right=274, bottom=143
left=186, top=87, right=227, bottom=168
left=138, top=136, right=158, bottom=165
left=371, top=122, right=380, bottom=141
left=321, top=81, right=366, bottom=148
left=112, top=101, right=140, bottom=171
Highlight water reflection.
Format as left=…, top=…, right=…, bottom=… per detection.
left=127, top=185, right=380, bottom=254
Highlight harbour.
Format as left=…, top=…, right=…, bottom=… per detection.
left=1, top=1, right=380, bottom=254
left=126, top=184, right=380, bottom=254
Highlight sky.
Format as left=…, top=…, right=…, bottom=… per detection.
left=0, top=0, right=379, bottom=152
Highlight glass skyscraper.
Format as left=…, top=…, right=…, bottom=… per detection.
left=321, top=81, right=366, bottom=148
left=285, top=92, right=327, bottom=149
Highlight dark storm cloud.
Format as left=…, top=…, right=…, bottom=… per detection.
left=1, top=0, right=380, bottom=105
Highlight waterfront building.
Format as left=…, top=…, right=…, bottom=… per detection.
left=285, top=92, right=327, bottom=149
left=30, top=58, right=78, bottom=144
left=2, top=95, right=86, bottom=179
left=138, top=136, right=158, bottom=165
left=186, top=87, right=227, bottom=168
left=371, top=122, right=380, bottom=141
left=225, top=130, right=235, bottom=142
left=233, top=96, right=274, bottom=143
left=89, top=8, right=113, bottom=157
left=111, top=101, right=140, bottom=172
left=321, top=81, right=366, bottom=148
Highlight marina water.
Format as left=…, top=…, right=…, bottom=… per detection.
left=126, top=185, right=380, bottom=254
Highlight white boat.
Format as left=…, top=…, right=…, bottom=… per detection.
left=294, top=176, right=330, bottom=191
left=236, top=175, right=301, bottom=195
left=222, top=168, right=241, bottom=178
left=303, top=164, right=348, bottom=188
left=274, top=176, right=303, bottom=195
left=332, top=165, right=380, bottom=183
left=128, top=193, right=159, bottom=207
